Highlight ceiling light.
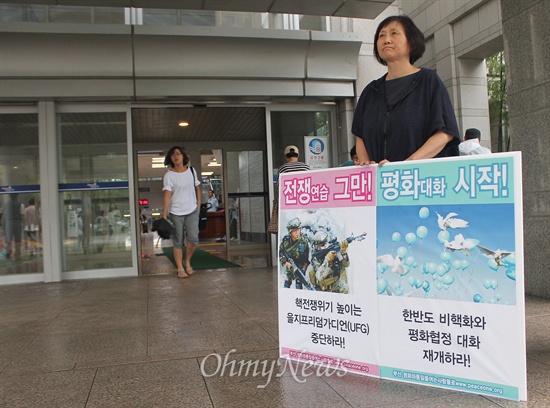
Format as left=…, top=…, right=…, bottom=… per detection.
left=152, top=164, right=166, bottom=168
left=152, top=157, right=164, bottom=163
left=202, top=171, right=214, bottom=176
left=178, top=121, right=189, bottom=127
left=207, top=156, right=221, bottom=167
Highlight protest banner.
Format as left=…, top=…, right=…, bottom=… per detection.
left=277, top=153, right=526, bottom=401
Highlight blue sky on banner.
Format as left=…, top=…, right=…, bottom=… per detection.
left=376, top=155, right=518, bottom=305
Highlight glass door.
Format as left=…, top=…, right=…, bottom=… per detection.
left=225, top=150, right=269, bottom=251
left=0, top=111, right=43, bottom=276
left=267, top=106, right=336, bottom=262
left=57, top=110, right=135, bottom=274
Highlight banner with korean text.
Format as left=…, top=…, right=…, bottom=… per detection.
left=277, top=152, right=526, bottom=401
left=278, top=164, right=380, bottom=376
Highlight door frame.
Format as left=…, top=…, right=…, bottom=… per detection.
left=57, top=103, right=136, bottom=281
left=266, top=104, right=339, bottom=264
left=130, top=104, right=269, bottom=273
left=223, top=149, right=271, bottom=254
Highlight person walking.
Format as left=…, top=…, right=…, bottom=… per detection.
left=24, top=198, right=38, bottom=254
left=2, top=194, right=24, bottom=260
left=162, top=146, right=201, bottom=278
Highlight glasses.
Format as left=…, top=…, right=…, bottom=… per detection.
left=171, top=152, right=182, bottom=157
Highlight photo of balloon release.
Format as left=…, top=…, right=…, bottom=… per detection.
left=376, top=204, right=517, bottom=304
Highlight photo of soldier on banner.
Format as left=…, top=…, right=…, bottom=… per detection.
left=277, top=153, right=526, bottom=401
left=278, top=208, right=369, bottom=294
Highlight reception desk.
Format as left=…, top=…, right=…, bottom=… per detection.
left=199, top=210, right=226, bottom=239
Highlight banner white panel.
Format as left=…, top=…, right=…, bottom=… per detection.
left=277, top=153, right=526, bottom=401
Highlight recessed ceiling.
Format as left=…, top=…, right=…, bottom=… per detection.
left=132, top=107, right=266, bottom=144
left=0, top=106, right=266, bottom=148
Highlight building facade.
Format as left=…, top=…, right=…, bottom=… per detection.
left=1, top=0, right=548, bottom=298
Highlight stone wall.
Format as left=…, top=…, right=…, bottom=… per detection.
left=501, top=0, right=550, bottom=298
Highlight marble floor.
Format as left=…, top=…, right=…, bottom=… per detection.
left=0, top=262, right=548, bottom=407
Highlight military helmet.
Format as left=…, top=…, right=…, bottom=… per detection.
left=287, top=217, right=301, bottom=231
left=313, top=231, right=328, bottom=247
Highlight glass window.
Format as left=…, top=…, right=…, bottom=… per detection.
left=0, top=114, right=39, bottom=186
left=226, top=151, right=268, bottom=246
left=261, top=13, right=285, bottom=30
left=180, top=10, right=215, bottom=26
left=0, top=113, right=43, bottom=275
left=298, top=15, right=327, bottom=31
left=49, top=6, right=92, bottom=24
left=270, top=110, right=331, bottom=172
left=220, top=11, right=262, bottom=29
left=0, top=4, right=46, bottom=23
left=59, top=112, right=128, bottom=183
left=58, top=111, right=132, bottom=272
left=142, top=9, right=178, bottom=26
left=61, top=190, right=131, bottom=270
left=94, top=7, right=125, bottom=24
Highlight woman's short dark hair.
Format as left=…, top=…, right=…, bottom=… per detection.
left=164, top=146, right=190, bottom=168
left=374, top=15, right=425, bottom=66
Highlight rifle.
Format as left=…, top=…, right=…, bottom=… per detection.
left=312, top=232, right=367, bottom=262
left=280, top=247, right=315, bottom=291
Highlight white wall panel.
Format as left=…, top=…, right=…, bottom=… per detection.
left=304, top=81, right=354, bottom=97
left=307, top=32, right=362, bottom=80
left=0, top=25, right=361, bottom=101
left=132, top=35, right=308, bottom=78
left=0, top=79, right=134, bottom=99
left=135, top=79, right=304, bottom=98
left=0, top=32, right=133, bottom=77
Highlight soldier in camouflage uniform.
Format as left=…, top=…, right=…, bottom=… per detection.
left=310, top=231, right=350, bottom=294
left=279, top=218, right=310, bottom=289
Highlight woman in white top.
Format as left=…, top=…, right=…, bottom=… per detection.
left=162, top=146, right=201, bottom=278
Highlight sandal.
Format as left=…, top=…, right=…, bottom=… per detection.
left=177, top=270, right=188, bottom=278
left=185, top=265, right=194, bottom=275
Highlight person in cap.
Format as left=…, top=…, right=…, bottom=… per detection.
left=278, top=145, right=311, bottom=174
left=459, top=128, right=492, bottom=155
left=279, top=217, right=311, bottom=289
left=268, top=145, right=310, bottom=235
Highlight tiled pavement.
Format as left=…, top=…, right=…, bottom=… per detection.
left=0, top=266, right=548, bottom=407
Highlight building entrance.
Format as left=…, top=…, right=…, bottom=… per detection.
left=131, top=107, right=271, bottom=274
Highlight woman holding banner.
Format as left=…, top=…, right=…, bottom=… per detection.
left=352, top=15, right=460, bottom=166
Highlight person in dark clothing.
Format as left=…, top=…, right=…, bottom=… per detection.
left=339, top=145, right=358, bottom=167
left=2, top=194, right=24, bottom=260
left=352, top=15, right=460, bottom=166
